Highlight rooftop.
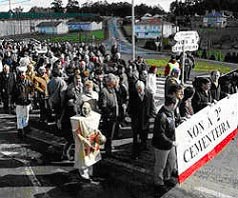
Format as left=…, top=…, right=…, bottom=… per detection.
left=0, top=12, right=97, bottom=20
left=136, top=18, right=174, bottom=26
left=37, top=21, right=63, bottom=27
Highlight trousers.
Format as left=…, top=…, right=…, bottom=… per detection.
left=153, top=146, right=176, bottom=185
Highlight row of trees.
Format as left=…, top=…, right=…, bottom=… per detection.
left=30, top=0, right=164, bottom=17
left=30, top=0, right=238, bottom=17
left=170, top=0, right=238, bottom=16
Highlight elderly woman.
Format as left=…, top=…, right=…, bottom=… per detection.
left=70, top=102, right=105, bottom=183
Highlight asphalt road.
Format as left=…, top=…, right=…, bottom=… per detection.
left=0, top=116, right=154, bottom=198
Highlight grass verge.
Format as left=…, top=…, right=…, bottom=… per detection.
left=35, top=30, right=104, bottom=43
left=145, top=58, right=232, bottom=76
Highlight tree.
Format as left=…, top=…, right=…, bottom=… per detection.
left=51, top=0, right=63, bottom=12
left=66, top=0, right=79, bottom=13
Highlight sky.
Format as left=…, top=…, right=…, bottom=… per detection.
left=0, top=0, right=175, bottom=12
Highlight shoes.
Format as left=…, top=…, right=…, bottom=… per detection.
left=17, top=129, right=25, bottom=139
left=171, top=169, right=178, bottom=177
left=154, top=184, right=169, bottom=194
left=164, top=178, right=178, bottom=187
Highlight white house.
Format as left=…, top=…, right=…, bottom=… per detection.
left=37, top=21, right=69, bottom=34
left=203, top=10, right=227, bottom=28
left=135, top=19, right=178, bottom=39
left=67, top=21, right=102, bottom=31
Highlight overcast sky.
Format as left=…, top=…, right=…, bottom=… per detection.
left=0, top=0, right=175, bottom=12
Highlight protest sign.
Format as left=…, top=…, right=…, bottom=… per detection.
left=175, top=93, right=238, bottom=183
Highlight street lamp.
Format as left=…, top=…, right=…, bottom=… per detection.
left=132, top=0, right=135, bottom=60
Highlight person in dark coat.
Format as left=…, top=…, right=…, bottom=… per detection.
left=152, top=95, right=178, bottom=192
left=99, top=73, right=118, bottom=156
left=12, top=66, right=33, bottom=138
left=210, top=70, right=227, bottom=100
left=59, top=74, right=83, bottom=160
left=0, top=64, right=16, bottom=113
left=179, top=86, right=195, bottom=118
left=192, top=77, right=213, bottom=113
left=47, top=67, right=67, bottom=123
left=167, top=84, right=184, bottom=127
left=114, top=75, right=128, bottom=138
left=128, top=80, right=156, bottom=159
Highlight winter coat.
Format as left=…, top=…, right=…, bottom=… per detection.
left=0, top=72, right=16, bottom=99
left=152, top=106, right=175, bottom=150
left=192, top=88, right=213, bottom=113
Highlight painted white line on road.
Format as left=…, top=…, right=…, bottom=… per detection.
left=24, top=166, right=42, bottom=187
left=195, top=187, right=234, bottom=198
left=1, top=151, right=19, bottom=156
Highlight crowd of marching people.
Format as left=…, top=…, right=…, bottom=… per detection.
left=0, top=39, right=237, bottom=188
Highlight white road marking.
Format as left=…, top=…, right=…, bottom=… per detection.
left=1, top=151, right=19, bottom=156
left=195, top=186, right=234, bottom=198
left=24, top=166, right=42, bottom=187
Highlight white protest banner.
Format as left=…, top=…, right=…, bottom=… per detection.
left=175, top=93, right=238, bottom=183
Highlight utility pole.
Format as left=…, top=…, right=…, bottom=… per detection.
left=161, top=18, right=164, bottom=51
left=9, top=0, right=12, bottom=11
left=132, top=0, right=135, bottom=60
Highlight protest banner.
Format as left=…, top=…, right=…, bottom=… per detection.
left=175, top=93, right=238, bottom=183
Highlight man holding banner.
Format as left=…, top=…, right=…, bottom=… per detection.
left=152, top=95, right=178, bottom=192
